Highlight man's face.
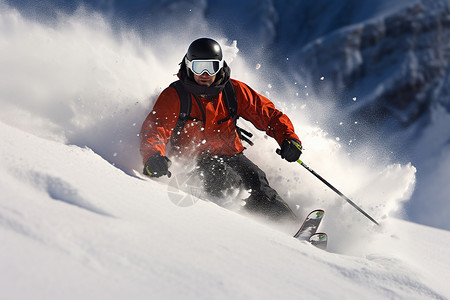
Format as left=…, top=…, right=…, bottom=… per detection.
left=194, top=72, right=216, bottom=87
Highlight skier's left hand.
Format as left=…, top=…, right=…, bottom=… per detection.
left=143, top=154, right=172, bottom=178
left=280, top=139, right=302, bottom=162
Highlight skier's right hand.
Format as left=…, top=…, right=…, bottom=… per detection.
left=280, top=139, right=302, bottom=162
left=143, top=153, right=172, bottom=178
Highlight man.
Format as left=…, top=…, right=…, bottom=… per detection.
left=140, top=38, right=302, bottom=222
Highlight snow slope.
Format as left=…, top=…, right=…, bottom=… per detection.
left=1, top=118, right=449, bottom=299
left=0, top=3, right=449, bottom=299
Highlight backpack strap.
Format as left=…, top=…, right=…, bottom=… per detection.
left=169, top=80, right=191, bottom=146
left=220, top=81, right=254, bottom=146
left=220, top=81, right=238, bottom=122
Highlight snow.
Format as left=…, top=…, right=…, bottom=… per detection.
left=1, top=121, right=449, bottom=299
left=1, top=3, right=450, bottom=299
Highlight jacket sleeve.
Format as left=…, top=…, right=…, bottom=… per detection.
left=233, top=80, right=300, bottom=146
left=139, top=87, right=180, bottom=163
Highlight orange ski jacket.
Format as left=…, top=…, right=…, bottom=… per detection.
left=140, top=79, right=300, bottom=163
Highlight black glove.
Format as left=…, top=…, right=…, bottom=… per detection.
left=280, top=139, right=302, bottom=162
left=143, top=154, right=172, bottom=178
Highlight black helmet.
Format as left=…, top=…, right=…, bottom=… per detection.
left=186, top=38, right=223, bottom=61
left=184, top=38, right=224, bottom=77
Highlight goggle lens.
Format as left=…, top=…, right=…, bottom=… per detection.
left=186, top=59, right=223, bottom=76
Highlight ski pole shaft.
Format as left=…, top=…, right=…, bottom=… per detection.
left=297, top=159, right=379, bottom=225
left=276, top=149, right=379, bottom=225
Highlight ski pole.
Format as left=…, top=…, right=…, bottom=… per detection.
left=276, top=148, right=380, bottom=226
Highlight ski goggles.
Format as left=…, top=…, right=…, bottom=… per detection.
left=185, top=58, right=224, bottom=76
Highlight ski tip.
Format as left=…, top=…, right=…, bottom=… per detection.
left=309, top=209, right=324, bottom=219
left=311, top=209, right=324, bottom=212
left=309, top=232, right=328, bottom=250
left=309, top=232, right=327, bottom=242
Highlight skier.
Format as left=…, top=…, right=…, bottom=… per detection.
left=140, top=38, right=302, bottom=222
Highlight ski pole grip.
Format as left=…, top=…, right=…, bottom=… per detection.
left=276, top=148, right=281, bottom=155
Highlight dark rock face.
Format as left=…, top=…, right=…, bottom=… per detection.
left=290, top=1, right=450, bottom=133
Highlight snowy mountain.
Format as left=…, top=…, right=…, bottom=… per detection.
left=1, top=1, right=450, bottom=298
left=276, top=0, right=450, bottom=231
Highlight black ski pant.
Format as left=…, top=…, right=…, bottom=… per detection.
left=196, top=152, right=297, bottom=222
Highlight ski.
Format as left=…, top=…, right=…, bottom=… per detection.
left=294, top=209, right=324, bottom=240
left=309, top=232, right=328, bottom=250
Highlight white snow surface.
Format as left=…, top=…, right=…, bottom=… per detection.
left=1, top=4, right=449, bottom=299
